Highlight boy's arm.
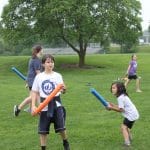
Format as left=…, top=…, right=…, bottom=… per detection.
left=31, top=91, right=38, bottom=114
left=61, top=83, right=67, bottom=94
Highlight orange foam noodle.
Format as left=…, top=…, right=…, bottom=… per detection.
left=32, top=84, right=63, bottom=116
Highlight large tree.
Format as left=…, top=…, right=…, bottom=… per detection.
left=0, top=0, right=142, bottom=67
left=110, top=0, right=142, bottom=53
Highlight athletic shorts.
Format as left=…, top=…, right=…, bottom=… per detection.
left=123, top=118, right=135, bottom=129
left=128, top=75, right=137, bottom=80
left=38, top=106, right=66, bottom=134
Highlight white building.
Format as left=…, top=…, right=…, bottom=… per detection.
left=139, top=30, right=150, bottom=44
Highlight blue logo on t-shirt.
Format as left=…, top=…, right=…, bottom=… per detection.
left=42, top=80, right=55, bottom=95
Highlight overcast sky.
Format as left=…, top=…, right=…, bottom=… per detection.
left=140, top=0, right=150, bottom=30
left=0, top=0, right=150, bottom=30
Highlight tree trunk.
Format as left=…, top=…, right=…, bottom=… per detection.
left=61, top=35, right=86, bottom=67
left=78, top=50, right=86, bottom=68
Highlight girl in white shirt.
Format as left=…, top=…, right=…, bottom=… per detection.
left=107, top=82, right=139, bottom=146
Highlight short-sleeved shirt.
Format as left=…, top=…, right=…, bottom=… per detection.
left=117, top=94, right=139, bottom=121
left=32, top=71, right=63, bottom=111
left=128, top=60, right=137, bottom=76
left=27, top=57, right=41, bottom=87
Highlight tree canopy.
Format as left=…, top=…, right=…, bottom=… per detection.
left=0, top=0, right=142, bottom=67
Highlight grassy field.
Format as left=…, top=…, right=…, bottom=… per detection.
left=0, top=53, right=150, bottom=150
left=109, top=45, right=150, bottom=54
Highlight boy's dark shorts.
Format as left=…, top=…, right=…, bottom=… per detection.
left=38, top=106, right=66, bottom=134
left=128, top=75, right=137, bottom=80
left=123, top=118, right=135, bottom=129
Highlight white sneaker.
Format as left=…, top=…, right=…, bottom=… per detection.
left=124, top=141, right=131, bottom=146
left=136, top=89, right=142, bottom=92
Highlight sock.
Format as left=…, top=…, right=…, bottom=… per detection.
left=41, top=146, right=46, bottom=150
left=63, top=139, right=70, bottom=150
left=63, top=139, right=68, bottom=145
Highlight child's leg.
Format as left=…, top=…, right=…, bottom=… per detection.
left=18, top=89, right=32, bottom=110
left=127, top=128, right=132, bottom=141
left=60, top=130, right=70, bottom=150
left=121, top=124, right=130, bottom=145
left=40, top=134, right=47, bottom=150
left=38, top=111, right=51, bottom=150
left=18, top=91, right=39, bottom=111
left=14, top=96, right=31, bottom=116
left=55, top=106, right=70, bottom=150
left=18, top=96, right=31, bottom=110
left=136, top=78, right=142, bottom=92
left=124, top=79, right=130, bottom=88
left=60, top=130, right=67, bottom=140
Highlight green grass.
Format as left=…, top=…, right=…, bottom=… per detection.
left=109, top=45, right=150, bottom=54
left=0, top=54, right=150, bottom=150
left=138, top=45, right=150, bottom=53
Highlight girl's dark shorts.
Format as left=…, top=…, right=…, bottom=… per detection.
left=128, top=75, right=137, bottom=80
left=38, top=106, right=66, bottom=134
left=123, top=118, right=135, bottom=129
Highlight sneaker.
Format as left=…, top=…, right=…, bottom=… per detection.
left=124, top=141, right=131, bottom=147
left=14, top=105, right=20, bottom=116
left=63, top=141, right=70, bottom=150
left=136, top=89, right=142, bottom=93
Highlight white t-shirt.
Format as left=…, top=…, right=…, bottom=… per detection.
left=32, top=71, right=63, bottom=111
left=117, top=94, right=139, bottom=121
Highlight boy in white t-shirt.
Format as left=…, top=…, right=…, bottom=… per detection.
left=31, top=54, right=70, bottom=150
left=106, top=82, right=139, bottom=146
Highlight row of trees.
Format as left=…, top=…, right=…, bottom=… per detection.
left=0, top=0, right=142, bottom=67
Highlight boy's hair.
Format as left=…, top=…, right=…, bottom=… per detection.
left=42, top=54, right=55, bottom=64
left=32, top=45, right=42, bottom=59
left=111, top=81, right=128, bottom=97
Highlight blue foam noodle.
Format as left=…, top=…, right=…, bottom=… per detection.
left=11, top=67, right=27, bottom=81
left=90, top=88, right=108, bottom=107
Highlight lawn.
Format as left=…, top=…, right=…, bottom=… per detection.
left=0, top=53, right=150, bottom=150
